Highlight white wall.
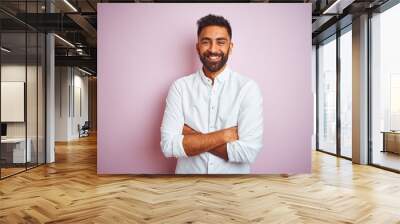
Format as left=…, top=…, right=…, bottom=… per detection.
left=55, top=66, right=69, bottom=141
left=55, top=67, right=89, bottom=141
left=1, top=65, right=26, bottom=135
left=73, top=72, right=89, bottom=137
left=1, top=65, right=43, bottom=137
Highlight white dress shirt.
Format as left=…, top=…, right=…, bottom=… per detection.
left=160, top=66, right=263, bottom=174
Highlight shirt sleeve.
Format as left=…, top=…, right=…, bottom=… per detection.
left=227, top=80, right=263, bottom=163
left=160, top=80, right=188, bottom=158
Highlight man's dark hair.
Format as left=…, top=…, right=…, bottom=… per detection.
left=197, top=14, right=232, bottom=39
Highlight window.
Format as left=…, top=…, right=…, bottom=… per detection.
left=317, top=36, right=337, bottom=154
left=339, top=28, right=352, bottom=158
left=371, top=2, right=400, bottom=171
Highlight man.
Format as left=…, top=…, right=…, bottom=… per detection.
left=160, top=14, right=263, bottom=174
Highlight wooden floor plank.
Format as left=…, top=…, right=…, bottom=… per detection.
left=1, top=134, right=400, bottom=223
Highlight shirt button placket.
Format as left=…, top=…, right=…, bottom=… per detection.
left=209, top=85, right=216, bottom=132
left=209, top=84, right=216, bottom=174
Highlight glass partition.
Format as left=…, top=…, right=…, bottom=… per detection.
left=0, top=1, right=46, bottom=179
left=27, top=31, right=38, bottom=169
left=38, top=32, right=45, bottom=165
left=0, top=31, right=28, bottom=177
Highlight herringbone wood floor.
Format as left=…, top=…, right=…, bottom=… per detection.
left=1, top=133, right=400, bottom=224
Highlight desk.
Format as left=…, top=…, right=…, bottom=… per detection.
left=382, top=131, right=400, bottom=154
left=1, top=138, right=31, bottom=163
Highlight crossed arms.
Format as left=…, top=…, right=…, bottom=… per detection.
left=181, top=124, right=238, bottom=161
left=160, top=79, right=264, bottom=163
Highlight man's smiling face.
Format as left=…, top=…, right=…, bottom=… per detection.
left=196, top=25, right=233, bottom=73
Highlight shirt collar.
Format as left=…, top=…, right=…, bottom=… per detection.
left=198, top=65, right=231, bottom=85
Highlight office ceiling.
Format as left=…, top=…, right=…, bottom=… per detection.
left=0, top=0, right=392, bottom=75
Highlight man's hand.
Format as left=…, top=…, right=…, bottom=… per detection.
left=182, top=124, right=198, bottom=135
left=182, top=124, right=238, bottom=142
left=181, top=124, right=238, bottom=160
left=223, top=126, right=238, bottom=143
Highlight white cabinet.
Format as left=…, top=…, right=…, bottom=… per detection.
left=1, top=138, right=32, bottom=163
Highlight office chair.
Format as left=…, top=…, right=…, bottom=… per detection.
left=79, top=121, right=90, bottom=138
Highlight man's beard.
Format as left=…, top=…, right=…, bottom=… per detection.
left=199, top=49, right=230, bottom=73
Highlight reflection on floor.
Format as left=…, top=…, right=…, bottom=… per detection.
left=0, top=167, right=25, bottom=177
left=373, top=150, right=400, bottom=171
left=341, top=147, right=352, bottom=158
left=0, top=162, right=42, bottom=179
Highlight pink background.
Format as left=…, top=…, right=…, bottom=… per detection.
left=98, top=3, right=312, bottom=174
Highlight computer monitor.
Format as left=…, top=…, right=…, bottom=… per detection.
left=1, top=123, right=7, bottom=137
